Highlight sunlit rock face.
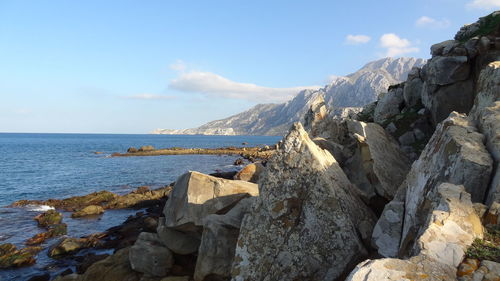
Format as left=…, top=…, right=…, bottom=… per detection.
left=231, top=123, right=376, bottom=281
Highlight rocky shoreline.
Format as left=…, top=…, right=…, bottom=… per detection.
left=110, top=145, right=275, bottom=162
left=2, top=11, right=500, bottom=281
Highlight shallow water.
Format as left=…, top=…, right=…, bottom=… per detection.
left=0, top=133, right=280, bottom=280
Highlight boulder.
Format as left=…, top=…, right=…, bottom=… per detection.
left=430, top=40, right=459, bottom=57
left=53, top=247, right=142, bottom=281
left=424, top=56, right=470, bottom=86
left=129, top=232, right=173, bottom=277
left=343, top=120, right=411, bottom=202
left=458, top=260, right=500, bottom=281
left=156, top=225, right=200, bottom=255
left=412, top=183, right=483, bottom=267
left=49, top=236, right=101, bottom=257
left=303, top=93, right=328, bottom=136
left=71, top=205, right=104, bottom=218
left=231, top=123, right=376, bottom=281
left=34, top=210, right=62, bottom=227
left=346, top=256, right=456, bottom=281
left=163, top=171, right=258, bottom=232
left=422, top=79, right=475, bottom=125
left=0, top=243, right=37, bottom=268
left=127, top=147, right=138, bottom=153
left=371, top=189, right=405, bottom=257
left=403, top=67, right=424, bottom=108
left=233, top=162, right=265, bottom=183
left=194, top=198, right=254, bottom=281
left=138, top=145, right=155, bottom=152
left=399, top=112, right=492, bottom=255
left=105, top=186, right=171, bottom=209
left=374, top=86, right=404, bottom=124
left=469, top=61, right=500, bottom=208
left=26, top=223, right=67, bottom=245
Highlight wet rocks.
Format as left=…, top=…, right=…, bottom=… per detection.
left=49, top=236, right=102, bottom=257
left=71, top=205, right=104, bottom=218
left=138, top=145, right=155, bottom=152
left=0, top=243, right=38, bottom=268
left=231, top=123, right=376, bottom=281
left=34, top=210, right=63, bottom=227
left=26, top=224, right=68, bottom=245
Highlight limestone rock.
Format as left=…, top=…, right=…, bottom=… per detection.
left=458, top=260, right=500, bottom=281
left=469, top=62, right=500, bottom=207
left=156, top=225, right=200, bottom=255
left=129, top=232, right=173, bottom=277
left=412, top=183, right=483, bottom=267
left=403, top=67, right=423, bottom=107
left=424, top=56, right=470, bottom=86
left=163, top=171, right=258, bottom=232
left=422, top=79, right=475, bottom=125
left=400, top=112, right=492, bottom=255
left=71, top=205, right=104, bottom=218
left=344, top=120, right=411, bottom=201
left=374, top=86, right=404, bottom=124
left=194, top=198, right=254, bottom=281
left=346, top=256, right=456, bottom=281
left=303, top=93, right=328, bottom=136
left=233, top=163, right=265, bottom=183
left=371, top=193, right=405, bottom=257
left=231, top=123, right=376, bottom=281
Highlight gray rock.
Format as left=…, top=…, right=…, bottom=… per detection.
left=425, top=56, right=470, bottom=86
left=344, top=120, right=411, bottom=201
left=162, top=171, right=258, bottom=232
left=374, top=86, right=404, bottom=124
left=194, top=198, right=254, bottom=281
left=129, top=232, right=173, bottom=277
left=231, top=123, right=376, bottom=281
left=430, top=40, right=458, bottom=57
left=398, top=131, right=415, bottom=146
left=469, top=61, right=500, bottom=208
left=422, top=79, right=475, bottom=125
left=156, top=224, right=200, bottom=255
left=346, top=256, right=456, bottom=281
left=371, top=199, right=404, bottom=257
left=403, top=71, right=424, bottom=108
left=400, top=112, right=492, bottom=255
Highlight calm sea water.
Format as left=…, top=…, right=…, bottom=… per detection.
left=0, top=133, right=280, bottom=281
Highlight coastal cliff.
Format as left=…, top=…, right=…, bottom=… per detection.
left=10, top=11, right=500, bottom=281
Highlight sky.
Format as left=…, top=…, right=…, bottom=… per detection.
left=0, top=0, right=499, bottom=133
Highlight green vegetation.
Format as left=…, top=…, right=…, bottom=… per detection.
left=466, top=224, right=500, bottom=262
left=459, top=12, right=500, bottom=42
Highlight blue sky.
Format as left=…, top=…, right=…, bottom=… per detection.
left=0, top=0, right=498, bottom=133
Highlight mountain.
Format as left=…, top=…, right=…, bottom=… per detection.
left=152, top=57, right=426, bottom=136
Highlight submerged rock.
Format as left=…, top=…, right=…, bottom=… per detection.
left=34, top=210, right=63, bottom=227
left=231, top=123, right=376, bottom=281
left=0, top=243, right=37, bottom=268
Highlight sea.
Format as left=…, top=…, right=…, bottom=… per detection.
left=0, top=133, right=281, bottom=281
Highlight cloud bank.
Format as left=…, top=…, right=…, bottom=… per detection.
left=379, top=33, right=419, bottom=57
left=345, top=34, right=371, bottom=45
left=169, top=71, right=321, bottom=103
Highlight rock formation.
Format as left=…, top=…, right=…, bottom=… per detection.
left=231, top=123, right=376, bottom=281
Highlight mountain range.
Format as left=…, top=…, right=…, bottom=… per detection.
left=152, top=57, right=426, bottom=136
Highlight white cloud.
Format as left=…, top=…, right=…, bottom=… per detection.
left=169, top=60, right=187, bottom=72
left=379, top=33, right=419, bottom=57
left=415, top=16, right=451, bottom=29
left=169, top=71, right=321, bottom=103
left=467, top=0, right=500, bottom=9
left=124, top=94, right=177, bottom=100
left=345, top=34, right=371, bottom=45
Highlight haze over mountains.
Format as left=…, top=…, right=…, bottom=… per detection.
left=152, top=57, right=426, bottom=136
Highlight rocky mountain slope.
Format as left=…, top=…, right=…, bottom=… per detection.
left=152, top=57, right=425, bottom=136
left=52, top=11, right=500, bottom=281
